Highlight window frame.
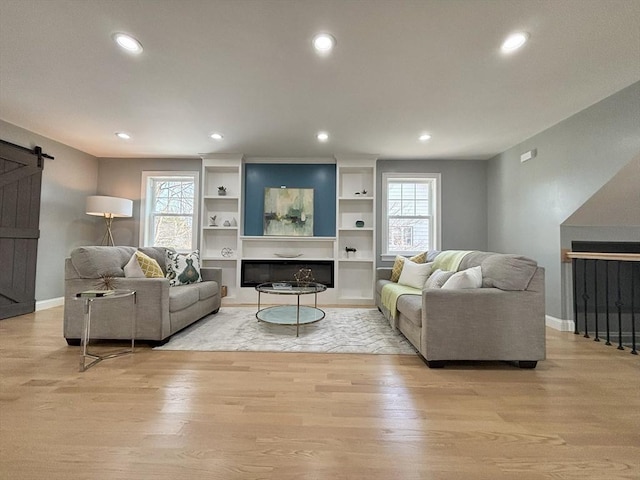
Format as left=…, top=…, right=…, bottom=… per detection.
left=139, top=171, right=200, bottom=251
left=381, top=172, right=441, bottom=261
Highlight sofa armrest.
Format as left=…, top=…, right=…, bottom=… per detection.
left=376, top=267, right=392, bottom=281
left=420, top=287, right=545, bottom=361
left=64, top=277, right=172, bottom=340
left=201, top=267, right=222, bottom=285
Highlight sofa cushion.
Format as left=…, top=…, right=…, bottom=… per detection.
left=424, top=269, right=455, bottom=289
left=398, top=260, right=433, bottom=289
left=458, top=251, right=495, bottom=271
left=134, top=251, right=164, bottom=278
left=396, top=295, right=422, bottom=328
left=442, top=266, right=483, bottom=290
left=196, top=281, right=218, bottom=300
left=481, top=254, right=538, bottom=290
left=70, top=246, right=136, bottom=278
left=168, top=286, right=200, bottom=312
left=391, top=252, right=427, bottom=282
left=166, top=250, right=202, bottom=286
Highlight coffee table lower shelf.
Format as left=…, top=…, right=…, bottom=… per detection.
left=256, top=305, right=325, bottom=336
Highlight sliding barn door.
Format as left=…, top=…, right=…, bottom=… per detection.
left=0, top=142, right=43, bottom=320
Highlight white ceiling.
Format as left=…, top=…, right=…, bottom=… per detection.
left=1, top=0, right=639, bottom=160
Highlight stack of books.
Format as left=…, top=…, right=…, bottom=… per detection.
left=76, top=290, right=116, bottom=298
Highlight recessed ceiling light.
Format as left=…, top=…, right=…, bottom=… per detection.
left=501, top=32, right=529, bottom=53
left=210, top=132, right=224, bottom=140
left=113, top=33, right=143, bottom=54
left=313, top=33, right=335, bottom=54
left=419, top=133, right=432, bottom=142
left=115, top=132, right=131, bottom=140
left=316, top=131, right=329, bottom=142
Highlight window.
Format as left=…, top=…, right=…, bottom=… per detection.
left=382, top=173, right=440, bottom=259
left=140, top=172, right=199, bottom=251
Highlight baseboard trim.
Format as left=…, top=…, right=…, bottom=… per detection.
left=546, top=315, right=575, bottom=332
left=36, top=297, right=64, bottom=311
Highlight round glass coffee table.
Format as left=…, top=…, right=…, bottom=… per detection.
left=255, top=282, right=327, bottom=337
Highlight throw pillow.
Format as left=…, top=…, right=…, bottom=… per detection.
left=442, top=266, right=483, bottom=290
left=166, top=250, right=202, bottom=286
left=424, top=269, right=455, bottom=289
left=481, top=254, right=538, bottom=290
left=134, top=251, right=164, bottom=278
left=390, top=252, right=427, bottom=282
left=124, top=253, right=145, bottom=278
left=397, top=260, right=433, bottom=289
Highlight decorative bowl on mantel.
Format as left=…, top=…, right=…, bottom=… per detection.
left=274, top=253, right=303, bottom=258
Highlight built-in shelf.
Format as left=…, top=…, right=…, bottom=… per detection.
left=337, top=258, right=374, bottom=263
left=241, top=236, right=336, bottom=241
left=201, top=154, right=377, bottom=305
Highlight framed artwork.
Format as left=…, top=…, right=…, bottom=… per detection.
left=263, top=188, right=314, bottom=236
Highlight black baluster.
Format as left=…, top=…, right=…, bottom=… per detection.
left=593, top=260, right=600, bottom=342
left=616, top=260, right=624, bottom=351
left=573, top=257, right=579, bottom=335
left=631, top=262, right=637, bottom=355
left=605, top=260, right=611, bottom=346
left=583, top=259, right=590, bottom=339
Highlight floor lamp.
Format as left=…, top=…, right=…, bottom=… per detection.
left=86, top=195, right=133, bottom=246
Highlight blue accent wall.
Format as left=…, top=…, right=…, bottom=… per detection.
left=244, top=163, right=336, bottom=236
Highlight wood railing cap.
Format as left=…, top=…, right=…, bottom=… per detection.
left=566, top=252, right=640, bottom=262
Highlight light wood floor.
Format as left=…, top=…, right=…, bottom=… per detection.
left=1, top=307, right=638, bottom=480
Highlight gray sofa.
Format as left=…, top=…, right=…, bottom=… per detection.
left=64, top=246, right=221, bottom=344
left=376, top=251, right=545, bottom=368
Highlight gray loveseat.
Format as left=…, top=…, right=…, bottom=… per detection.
left=64, top=246, right=221, bottom=344
left=376, top=251, right=545, bottom=368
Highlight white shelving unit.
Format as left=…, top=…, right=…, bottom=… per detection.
left=200, top=154, right=243, bottom=301
left=335, top=155, right=377, bottom=304
left=200, top=154, right=377, bottom=306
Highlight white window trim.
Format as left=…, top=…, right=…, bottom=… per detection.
left=139, top=171, right=200, bottom=251
left=380, top=172, right=441, bottom=262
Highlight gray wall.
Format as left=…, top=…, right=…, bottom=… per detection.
left=376, top=159, right=487, bottom=266
left=0, top=120, right=98, bottom=301
left=487, top=81, right=640, bottom=318
left=563, top=156, right=640, bottom=227
left=97, top=157, right=201, bottom=246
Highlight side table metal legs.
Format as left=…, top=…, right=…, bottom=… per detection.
left=79, top=292, right=136, bottom=372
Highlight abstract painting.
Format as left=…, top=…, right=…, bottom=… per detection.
left=263, top=188, right=314, bottom=236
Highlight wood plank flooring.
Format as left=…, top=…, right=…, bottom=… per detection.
left=1, top=306, right=639, bottom=480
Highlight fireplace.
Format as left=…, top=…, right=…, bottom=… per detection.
left=241, top=260, right=334, bottom=288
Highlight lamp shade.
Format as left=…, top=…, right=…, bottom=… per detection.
left=86, top=195, right=133, bottom=218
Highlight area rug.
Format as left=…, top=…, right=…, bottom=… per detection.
left=154, top=307, right=417, bottom=355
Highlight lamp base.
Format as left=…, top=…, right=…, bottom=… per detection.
left=100, top=215, right=115, bottom=246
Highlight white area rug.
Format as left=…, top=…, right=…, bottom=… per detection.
left=155, top=307, right=417, bottom=355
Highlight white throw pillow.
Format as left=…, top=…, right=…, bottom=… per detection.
left=441, top=266, right=483, bottom=290
left=123, top=253, right=145, bottom=278
left=398, top=260, right=433, bottom=289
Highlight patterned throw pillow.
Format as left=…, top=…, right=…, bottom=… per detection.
left=166, top=250, right=202, bottom=286
left=390, top=252, right=427, bottom=282
left=424, top=269, right=455, bottom=289
left=134, top=251, right=164, bottom=278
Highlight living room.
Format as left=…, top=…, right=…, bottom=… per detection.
left=1, top=1, right=639, bottom=478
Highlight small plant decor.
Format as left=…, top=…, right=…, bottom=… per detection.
left=95, top=274, right=117, bottom=290
left=217, top=186, right=227, bottom=196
